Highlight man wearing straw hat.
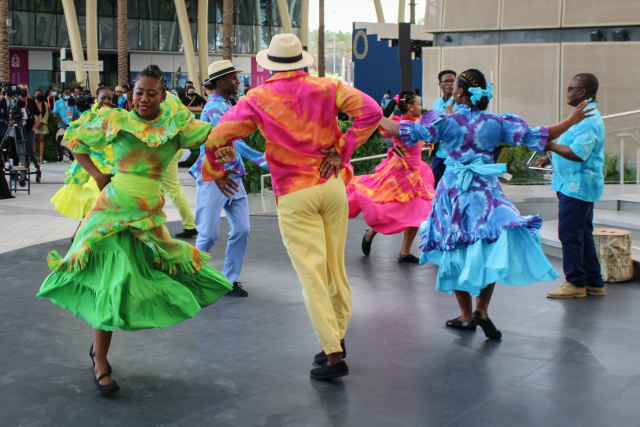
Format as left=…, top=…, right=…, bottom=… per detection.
left=189, top=60, right=269, bottom=297
left=200, top=33, right=382, bottom=380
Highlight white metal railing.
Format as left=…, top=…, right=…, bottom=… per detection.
left=260, top=147, right=432, bottom=195
left=617, top=133, right=640, bottom=185
left=601, top=109, right=640, bottom=120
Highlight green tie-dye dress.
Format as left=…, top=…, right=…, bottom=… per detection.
left=37, top=98, right=233, bottom=331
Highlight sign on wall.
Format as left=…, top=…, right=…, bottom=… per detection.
left=9, top=50, right=29, bottom=85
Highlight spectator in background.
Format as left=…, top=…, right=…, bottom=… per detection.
left=18, top=89, right=41, bottom=167
left=431, top=70, right=458, bottom=186
left=74, top=87, right=83, bottom=98
left=52, top=88, right=79, bottom=161
left=381, top=90, right=392, bottom=108
left=243, top=84, right=251, bottom=96
left=33, top=88, right=49, bottom=163
left=113, top=85, right=123, bottom=108
left=181, top=86, right=206, bottom=112
left=46, top=86, right=58, bottom=112
left=0, top=84, right=9, bottom=141
left=118, top=84, right=132, bottom=110
left=97, top=81, right=106, bottom=89
left=19, top=84, right=31, bottom=98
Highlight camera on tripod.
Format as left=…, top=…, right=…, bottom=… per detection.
left=1, top=83, right=24, bottom=123
left=68, top=95, right=94, bottom=113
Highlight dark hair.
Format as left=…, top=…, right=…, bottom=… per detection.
left=458, top=68, right=490, bottom=111
left=382, top=91, right=417, bottom=117
left=75, top=86, right=83, bottom=91
left=438, top=70, right=457, bottom=82
left=574, top=73, right=599, bottom=100
left=46, top=86, right=55, bottom=96
left=414, top=88, right=420, bottom=96
left=136, top=65, right=167, bottom=91
left=98, top=81, right=106, bottom=87
left=96, top=86, right=112, bottom=96
left=19, top=89, right=28, bottom=98
left=34, top=89, right=43, bottom=95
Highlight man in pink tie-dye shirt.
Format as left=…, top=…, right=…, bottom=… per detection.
left=202, top=34, right=382, bottom=380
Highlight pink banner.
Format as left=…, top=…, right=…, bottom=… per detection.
left=251, top=57, right=270, bottom=88
left=9, top=50, right=29, bottom=85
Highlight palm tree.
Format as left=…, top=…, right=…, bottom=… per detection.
left=318, top=0, right=325, bottom=77
left=0, top=0, right=9, bottom=84
left=117, top=0, right=128, bottom=85
left=222, top=0, right=233, bottom=60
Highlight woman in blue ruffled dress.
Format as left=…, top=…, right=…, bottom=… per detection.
left=380, top=68, right=593, bottom=339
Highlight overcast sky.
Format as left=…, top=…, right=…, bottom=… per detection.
left=308, top=0, right=427, bottom=33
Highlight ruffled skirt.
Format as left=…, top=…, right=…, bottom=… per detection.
left=347, top=154, right=434, bottom=235
left=50, top=178, right=101, bottom=221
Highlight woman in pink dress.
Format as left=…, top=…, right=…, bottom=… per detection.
left=347, top=91, right=435, bottom=262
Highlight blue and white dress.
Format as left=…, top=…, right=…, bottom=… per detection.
left=400, top=105, right=559, bottom=296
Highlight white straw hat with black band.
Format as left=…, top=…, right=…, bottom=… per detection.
left=203, top=60, right=243, bottom=85
left=256, top=33, right=314, bottom=71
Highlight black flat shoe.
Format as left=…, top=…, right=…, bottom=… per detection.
left=310, top=361, right=349, bottom=380
left=90, top=343, right=112, bottom=373
left=175, top=228, right=198, bottom=238
left=361, top=230, right=373, bottom=256
left=94, top=372, right=120, bottom=395
left=445, top=316, right=476, bottom=331
left=313, top=340, right=346, bottom=366
left=397, top=253, right=420, bottom=263
left=226, top=281, right=248, bottom=297
left=471, top=311, right=502, bottom=340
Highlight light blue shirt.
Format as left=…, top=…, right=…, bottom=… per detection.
left=189, top=93, right=268, bottom=183
left=432, top=96, right=458, bottom=158
left=551, top=102, right=605, bottom=203
left=52, top=98, right=78, bottom=127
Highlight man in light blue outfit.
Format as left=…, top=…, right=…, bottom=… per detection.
left=52, top=87, right=78, bottom=162
left=191, top=60, right=269, bottom=297
left=537, top=73, right=606, bottom=299
left=431, top=70, right=458, bottom=186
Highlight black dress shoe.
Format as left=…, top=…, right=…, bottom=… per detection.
left=471, top=311, right=502, bottom=340
left=90, top=343, right=112, bottom=373
left=94, top=372, right=120, bottom=395
left=397, top=253, right=420, bottom=263
left=175, top=228, right=198, bottom=238
left=310, top=361, right=349, bottom=380
left=445, top=316, right=476, bottom=331
left=361, top=230, right=373, bottom=256
left=313, top=340, right=346, bottom=365
left=226, top=281, right=248, bottom=297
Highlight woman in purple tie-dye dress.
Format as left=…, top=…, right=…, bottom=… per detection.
left=382, top=68, right=593, bottom=339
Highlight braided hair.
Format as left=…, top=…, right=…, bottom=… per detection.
left=382, top=91, right=417, bottom=117
left=136, top=65, right=167, bottom=92
left=458, top=68, right=490, bottom=111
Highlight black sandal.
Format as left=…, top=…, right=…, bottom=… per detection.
left=94, top=372, right=120, bottom=395
left=471, top=311, right=502, bottom=340
left=90, top=343, right=112, bottom=373
left=361, top=230, right=374, bottom=256
left=445, top=316, right=476, bottom=331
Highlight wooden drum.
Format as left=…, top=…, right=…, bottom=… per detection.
left=593, top=228, right=634, bottom=283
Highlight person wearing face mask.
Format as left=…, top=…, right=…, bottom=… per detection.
left=117, top=83, right=133, bottom=111
left=33, top=89, right=49, bottom=163
left=47, top=86, right=58, bottom=112
left=52, top=88, right=79, bottom=162
left=17, top=89, right=41, bottom=168
left=38, top=65, right=237, bottom=396
left=380, top=90, right=392, bottom=108
left=112, top=85, right=123, bottom=108
left=180, top=86, right=206, bottom=113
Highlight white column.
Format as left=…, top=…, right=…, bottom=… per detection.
left=300, top=0, right=310, bottom=48
left=276, top=0, right=293, bottom=33
left=398, top=0, right=406, bottom=22
left=61, top=0, right=87, bottom=85
left=175, top=0, right=200, bottom=87
left=197, top=0, right=209, bottom=93
left=373, top=0, right=385, bottom=23
left=86, top=0, right=99, bottom=95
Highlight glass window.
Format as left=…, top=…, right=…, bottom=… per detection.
left=127, top=19, right=138, bottom=50
left=127, top=0, right=138, bottom=19
left=97, top=0, right=117, bottom=17
left=138, top=19, right=159, bottom=50
left=184, top=0, right=197, bottom=21
left=234, top=0, right=254, bottom=25
left=254, top=25, right=270, bottom=52
left=211, top=0, right=223, bottom=24
left=57, top=14, right=70, bottom=48
left=159, top=21, right=179, bottom=52
left=11, top=0, right=33, bottom=11
left=73, top=0, right=86, bottom=16
left=98, top=17, right=117, bottom=50
left=271, top=1, right=281, bottom=26
left=35, top=13, right=57, bottom=47
left=259, top=0, right=271, bottom=26
left=234, top=25, right=253, bottom=54
left=11, top=11, right=36, bottom=46
left=159, top=0, right=177, bottom=18
left=177, top=22, right=197, bottom=53
left=288, top=0, right=301, bottom=27
left=35, top=0, right=56, bottom=13
left=207, top=23, right=220, bottom=53
left=29, top=70, right=53, bottom=93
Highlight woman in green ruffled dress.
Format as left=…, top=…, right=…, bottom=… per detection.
left=38, top=66, right=237, bottom=395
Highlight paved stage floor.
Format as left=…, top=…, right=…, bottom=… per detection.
left=1, top=163, right=640, bottom=426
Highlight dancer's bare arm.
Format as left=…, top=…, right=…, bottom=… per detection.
left=73, top=153, right=112, bottom=190
left=379, top=117, right=400, bottom=139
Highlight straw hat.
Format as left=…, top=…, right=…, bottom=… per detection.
left=203, top=60, right=243, bottom=84
left=114, top=85, right=123, bottom=92
left=256, top=33, right=314, bottom=72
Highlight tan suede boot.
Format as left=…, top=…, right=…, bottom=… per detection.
left=546, top=282, right=587, bottom=299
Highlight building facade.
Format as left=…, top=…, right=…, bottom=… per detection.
left=8, top=0, right=301, bottom=91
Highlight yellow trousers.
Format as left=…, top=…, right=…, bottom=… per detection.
left=276, top=176, right=352, bottom=355
left=161, top=149, right=196, bottom=229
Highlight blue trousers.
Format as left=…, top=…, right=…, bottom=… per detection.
left=431, top=155, right=446, bottom=188
left=557, top=192, right=604, bottom=288
left=194, top=177, right=250, bottom=284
